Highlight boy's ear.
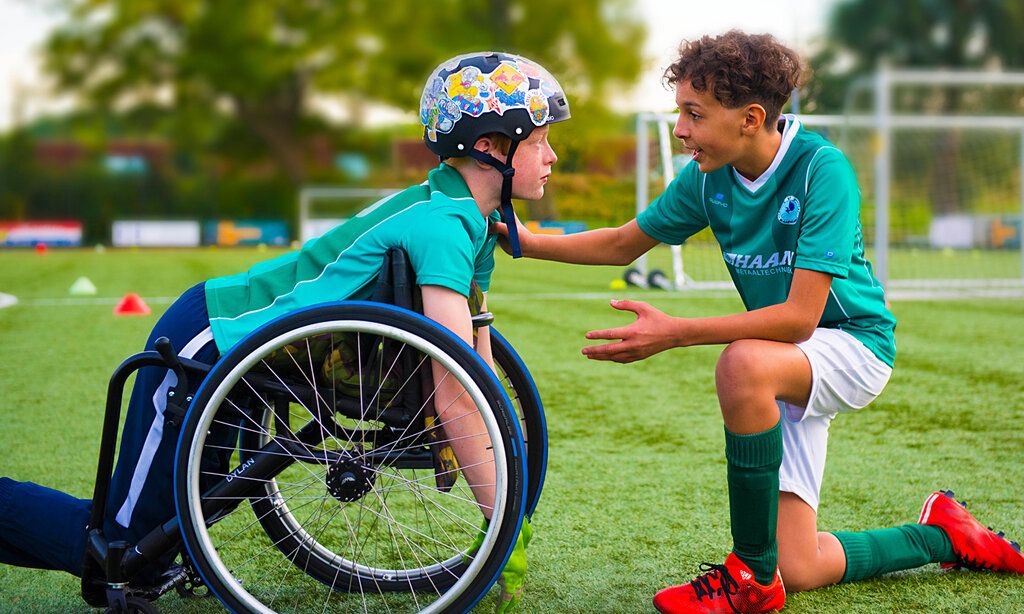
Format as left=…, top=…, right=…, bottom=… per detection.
left=472, top=136, right=501, bottom=168
left=741, top=103, right=767, bottom=135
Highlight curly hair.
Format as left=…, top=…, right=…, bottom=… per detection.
left=664, top=31, right=803, bottom=127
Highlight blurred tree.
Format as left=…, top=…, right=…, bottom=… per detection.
left=41, top=0, right=645, bottom=184
left=804, top=0, right=1024, bottom=214
left=805, top=0, right=1024, bottom=113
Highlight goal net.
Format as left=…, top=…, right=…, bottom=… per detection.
left=636, top=69, right=1024, bottom=297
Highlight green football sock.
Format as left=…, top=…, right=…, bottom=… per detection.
left=725, top=420, right=783, bottom=585
left=833, top=524, right=956, bottom=583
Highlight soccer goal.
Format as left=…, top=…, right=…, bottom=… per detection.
left=636, top=68, right=1024, bottom=297
left=297, top=186, right=401, bottom=243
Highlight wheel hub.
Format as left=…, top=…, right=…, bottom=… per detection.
left=326, top=458, right=375, bottom=502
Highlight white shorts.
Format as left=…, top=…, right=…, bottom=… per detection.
left=777, top=328, right=892, bottom=511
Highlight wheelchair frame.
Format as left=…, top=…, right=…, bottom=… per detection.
left=83, top=249, right=547, bottom=614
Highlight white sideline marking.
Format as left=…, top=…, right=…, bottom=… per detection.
left=488, top=291, right=736, bottom=300
left=16, top=296, right=176, bottom=307
left=2, top=288, right=1021, bottom=308
left=887, top=288, right=1024, bottom=301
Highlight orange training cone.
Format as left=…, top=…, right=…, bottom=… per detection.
left=35, top=242, right=47, bottom=254
left=114, top=293, right=151, bottom=316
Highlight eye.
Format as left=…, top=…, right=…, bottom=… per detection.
left=690, top=112, right=701, bottom=120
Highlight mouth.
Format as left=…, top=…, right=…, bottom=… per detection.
left=682, top=141, right=702, bottom=160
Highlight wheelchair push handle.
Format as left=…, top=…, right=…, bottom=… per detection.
left=155, top=336, right=181, bottom=371
left=155, top=336, right=189, bottom=390
left=154, top=336, right=192, bottom=428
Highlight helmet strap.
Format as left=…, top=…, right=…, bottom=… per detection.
left=468, top=140, right=523, bottom=258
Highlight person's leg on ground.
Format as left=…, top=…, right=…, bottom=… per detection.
left=775, top=395, right=847, bottom=591
left=0, top=477, right=91, bottom=575
left=776, top=493, right=845, bottom=590
left=102, top=282, right=218, bottom=584
left=772, top=329, right=977, bottom=589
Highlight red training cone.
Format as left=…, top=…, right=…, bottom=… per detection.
left=35, top=242, right=47, bottom=254
left=114, top=293, right=151, bottom=316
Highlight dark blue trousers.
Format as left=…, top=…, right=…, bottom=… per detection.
left=0, top=282, right=218, bottom=578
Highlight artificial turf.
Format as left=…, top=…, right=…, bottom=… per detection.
left=0, top=246, right=1021, bottom=613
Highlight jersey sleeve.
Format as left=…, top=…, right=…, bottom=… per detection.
left=636, top=162, right=708, bottom=245
left=404, top=210, right=476, bottom=297
left=795, top=147, right=859, bottom=279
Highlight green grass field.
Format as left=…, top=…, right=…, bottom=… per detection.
left=1, top=246, right=1023, bottom=613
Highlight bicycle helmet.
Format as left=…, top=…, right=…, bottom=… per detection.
left=420, top=52, right=571, bottom=257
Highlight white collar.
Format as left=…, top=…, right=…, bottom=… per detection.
left=732, top=114, right=801, bottom=193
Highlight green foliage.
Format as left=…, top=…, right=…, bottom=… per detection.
left=39, top=0, right=646, bottom=183
left=543, top=173, right=636, bottom=227
left=805, top=0, right=1024, bottom=113
left=0, top=248, right=1022, bottom=612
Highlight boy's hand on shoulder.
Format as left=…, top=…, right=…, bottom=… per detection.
left=490, top=215, right=533, bottom=256
left=582, top=299, right=680, bottom=363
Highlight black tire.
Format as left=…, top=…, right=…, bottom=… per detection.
left=174, top=302, right=527, bottom=614
left=239, top=324, right=547, bottom=592
left=488, top=328, right=547, bottom=517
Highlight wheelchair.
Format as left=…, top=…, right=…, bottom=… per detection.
left=83, top=249, right=548, bottom=613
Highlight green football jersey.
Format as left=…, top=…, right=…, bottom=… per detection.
left=638, top=115, right=896, bottom=366
left=205, top=164, right=498, bottom=353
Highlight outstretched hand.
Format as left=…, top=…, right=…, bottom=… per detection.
left=582, top=299, right=679, bottom=363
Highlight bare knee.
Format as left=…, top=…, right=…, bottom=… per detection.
left=716, top=340, right=768, bottom=381
left=715, top=340, right=775, bottom=411
left=777, top=532, right=846, bottom=593
left=777, top=554, right=823, bottom=593
left=776, top=495, right=846, bottom=592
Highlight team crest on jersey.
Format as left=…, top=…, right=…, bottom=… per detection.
left=778, top=195, right=800, bottom=225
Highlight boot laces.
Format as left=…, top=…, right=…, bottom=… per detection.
left=690, top=562, right=740, bottom=612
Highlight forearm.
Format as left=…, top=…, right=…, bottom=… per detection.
left=524, top=220, right=656, bottom=266
left=672, top=303, right=816, bottom=347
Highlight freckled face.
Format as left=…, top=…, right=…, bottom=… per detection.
left=671, top=80, right=748, bottom=173
left=510, top=126, right=557, bottom=200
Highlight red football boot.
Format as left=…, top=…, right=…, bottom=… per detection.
left=918, top=490, right=1024, bottom=574
left=653, top=553, right=785, bottom=614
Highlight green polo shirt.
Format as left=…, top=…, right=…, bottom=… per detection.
left=205, top=164, right=499, bottom=353
left=638, top=115, right=896, bottom=367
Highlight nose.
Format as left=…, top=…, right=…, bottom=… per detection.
left=545, top=141, right=558, bottom=166
left=673, top=114, right=689, bottom=140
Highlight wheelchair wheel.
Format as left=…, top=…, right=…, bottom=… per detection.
left=174, top=302, right=527, bottom=613
left=489, top=328, right=547, bottom=517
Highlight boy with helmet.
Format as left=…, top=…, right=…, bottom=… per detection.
left=495, top=31, right=1024, bottom=613
left=0, top=51, right=567, bottom=613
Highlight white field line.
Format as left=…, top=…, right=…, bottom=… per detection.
left=1, top=287, right=1021, bottom=309
left=3, top=296, right=177, bottom=307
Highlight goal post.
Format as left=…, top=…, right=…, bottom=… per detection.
left=297, top=187, right=401, bottom=243
left=636, top=68, right=1024, bottom=296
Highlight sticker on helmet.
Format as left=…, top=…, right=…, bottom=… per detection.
left=494, top=87, right=526, bottom=108
left=528, top=92, right=549, bottom=125
left=421, top=53, right=567, bottom=142
left=446, top=68, right=485, bottom=117
left=491, top=63, right=526, bottom=95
